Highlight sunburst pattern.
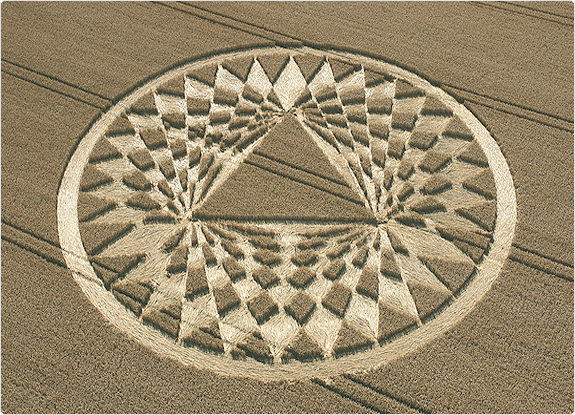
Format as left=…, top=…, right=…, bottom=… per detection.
left=76, top=49, right=499, bottom=363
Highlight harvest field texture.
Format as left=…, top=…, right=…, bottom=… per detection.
left=2, top=2, right=573, bottom=413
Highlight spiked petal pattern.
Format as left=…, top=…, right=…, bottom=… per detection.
left=73, top=48, right=503, bottom=367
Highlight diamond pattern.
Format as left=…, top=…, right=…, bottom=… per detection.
left=78, top=49, right=499, bottom=364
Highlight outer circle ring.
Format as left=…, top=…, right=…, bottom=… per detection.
left=57, top=46, right=516, bottom=380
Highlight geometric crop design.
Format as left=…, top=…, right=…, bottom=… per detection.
left=59, top=47, right=516, bottom=379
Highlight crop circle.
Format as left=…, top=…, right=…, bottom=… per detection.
left=58, top=46, right=516, bottom=380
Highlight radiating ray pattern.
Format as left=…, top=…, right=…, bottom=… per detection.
left=76, top=50, right=500, bottom=364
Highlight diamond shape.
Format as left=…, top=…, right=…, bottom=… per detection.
left=284, top=291, right=316, bottom=325
left=291, top=250, right=318, bottom=267
left=213, top=281, right=241, bottom=315
left=322, top=282, right=352, bottom=317
left=247, top=291, right=278, bottom=324
left=252, top=266, right=280, bottom=289
left=273, top=58, right=307, bottom=110
left=288, top=267, right=316, bottom=289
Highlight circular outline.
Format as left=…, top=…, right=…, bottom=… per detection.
left=58, top=45, right=517, bottom=380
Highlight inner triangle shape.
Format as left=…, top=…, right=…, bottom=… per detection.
left=194, top=114, right=374, bottom=222
left=253, top=113, right=349, bottom=184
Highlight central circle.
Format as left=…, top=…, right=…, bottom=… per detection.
left=57, top=46, right=516, bottom=379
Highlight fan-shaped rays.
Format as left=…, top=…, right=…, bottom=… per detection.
left=77, top=49, right=500, bottom=365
